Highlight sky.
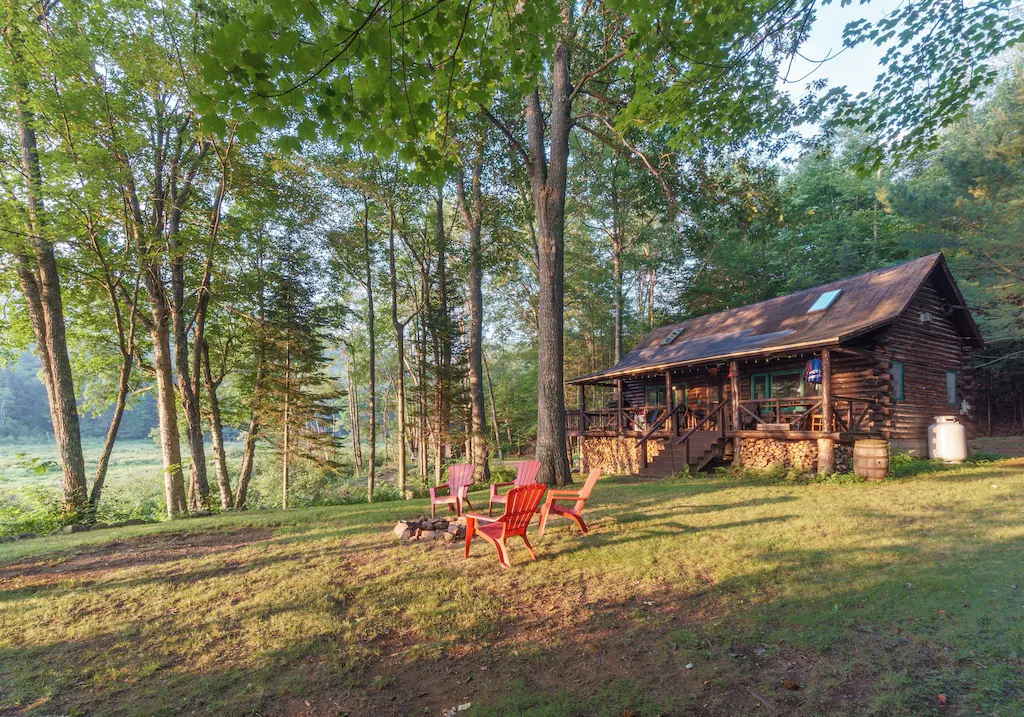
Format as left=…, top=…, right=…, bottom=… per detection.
left=782, top=0, right=904, bottom=101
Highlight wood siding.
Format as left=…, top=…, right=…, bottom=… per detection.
left=881, top=275, right=971, bottom=449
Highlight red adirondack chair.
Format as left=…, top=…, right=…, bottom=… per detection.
left=487, top=459, right=541, bottom=516
left=430, top=463, right=476, bottom=518
left=537, top=468, right=602, bottom=537
left=465, top=483, right=547, bottom=568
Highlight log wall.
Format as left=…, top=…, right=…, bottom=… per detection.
left=881, top=277, right=971, bottom=455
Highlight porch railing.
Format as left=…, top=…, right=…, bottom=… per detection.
left=737, top=395, right=882, bottom=433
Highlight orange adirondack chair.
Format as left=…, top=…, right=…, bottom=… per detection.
left=537, top=468, right=602, bottom=537
left=430, top=463, right=475, bottom=518
left=465, top=483, right=547, bottom=568
left=487, top=459, right=541, bottom=516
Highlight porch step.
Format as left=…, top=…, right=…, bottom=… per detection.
left=642, top=431, right=727, bottom=477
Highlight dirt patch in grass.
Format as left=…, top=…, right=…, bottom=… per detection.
left=0, top=527, right=273, bottom=591
left=972, top=435, right=1024, bottom=457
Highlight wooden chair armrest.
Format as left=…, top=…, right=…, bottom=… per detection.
left=489, top=481, right=515, bottom=497
left=464, top=513, right=499, bottom=523
left=546, top=490, right=582, bottom=500
left=430, top=486, right=451, bottom=499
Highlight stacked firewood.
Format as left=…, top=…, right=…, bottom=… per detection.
left=740, top=438, right=817, bottom=470
left=834, top=445, right=853, bottom=472
left=581, top=437, right=662, bottom=474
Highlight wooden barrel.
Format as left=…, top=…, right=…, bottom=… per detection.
left=853, top=439, right=889, bottom=480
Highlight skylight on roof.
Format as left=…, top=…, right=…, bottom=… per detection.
left=659, top=327, right=685, bottom=346
left=807, top=289, right=842, bottom=313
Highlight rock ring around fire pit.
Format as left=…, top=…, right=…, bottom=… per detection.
left=392, top=516, right=468, bottom=543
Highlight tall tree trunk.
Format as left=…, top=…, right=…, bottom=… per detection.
left=611, top=163, right=624, bottom=364
left=433, top=186, right=449, bottom=486
left=202, top=340, right=232, bottom=509
left=144, top=266, right=189, bottom=515
left=7, top=40, right=88, bottom=510
left=171, top=275, right=210, bottom=511
left=525, top=26, right=573, bottom=486
left=483, top=351, right=503, bottom=461
left=364, top=195, right=377, bottom=501
left=456, top=140, right=490, bottom=482
left=346, top=351, right=362, bottom=477
left=282, top=344, right=290, bottom=510
left=90, top=353, right=133, bottom=506
left=388, top=206, right=408, bottom=497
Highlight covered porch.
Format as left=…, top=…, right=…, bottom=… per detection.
left=566, top=346, right=888, bottom=476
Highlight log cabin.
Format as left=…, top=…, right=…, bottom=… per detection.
left=565, top=253, right=985, bottom=476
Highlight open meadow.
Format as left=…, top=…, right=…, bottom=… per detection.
left=1, top=458, right=1021, bottom=716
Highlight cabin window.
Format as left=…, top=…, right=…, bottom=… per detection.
left=946, top=370, right=957, bottom=405
left=645, top=386, right=666, bottom=407
left=892, top=361, right=904, bottom=402
left=751, top=371, right=811, bottom=400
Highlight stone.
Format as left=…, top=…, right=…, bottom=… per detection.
left=421, top=530, right=435, bottom=540
left=112, top=518, right=147, bottom=528
left=447, top=525, right=459, bottom=534
left=61, top=524, right=90, bottom=533
left=393, top=522, right=412, bottom=539
left=443, top=532, right=456, bottom=542
left=92, top=522, right=109, bottom=530
left=191, top=510, right=214, bottom=518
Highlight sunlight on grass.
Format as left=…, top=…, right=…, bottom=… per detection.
left=1, top=459, right=1022, bottom=715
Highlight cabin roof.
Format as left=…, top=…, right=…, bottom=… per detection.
left=567, top=253, right=984, bottom=385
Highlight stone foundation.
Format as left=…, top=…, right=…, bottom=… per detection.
left=739, top=438, right=852, bottom=473
left=580, top=436, right=663, bottom=475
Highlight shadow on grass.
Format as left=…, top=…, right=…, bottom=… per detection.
left=2, top=471, right=1022, bottom=716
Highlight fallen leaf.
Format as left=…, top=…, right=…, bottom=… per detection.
left=783, top=680, right=800, bottom=691
left=685, top=663, right=694, bottom=669
left=938, top=693, right=948, bottom=706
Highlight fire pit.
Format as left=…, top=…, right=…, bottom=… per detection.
left=392, top=515, right=468, bottom=543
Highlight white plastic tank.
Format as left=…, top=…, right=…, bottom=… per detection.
left=928, top=415, right=968, bottom=463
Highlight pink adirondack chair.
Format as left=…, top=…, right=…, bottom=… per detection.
left=430, top=463, right=476, bottom=518
left=537, top=468, right=602, bottom=537
left=487, top=460, right=541, bottom=516
left=465, top=484, right=548, bottom=568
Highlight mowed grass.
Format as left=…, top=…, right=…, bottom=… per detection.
left=0, top=460, right=1022, bottom=716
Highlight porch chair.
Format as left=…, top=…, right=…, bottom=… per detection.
left=487, top=460, right=542, bottom=516
left=464, top=484, right=547, bottom=569
left=537, top=468, right=602, bottom=537
left=429, top=463, right=476, bottom=519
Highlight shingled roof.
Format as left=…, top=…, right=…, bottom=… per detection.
left=568, top=253, right=983, bottom=385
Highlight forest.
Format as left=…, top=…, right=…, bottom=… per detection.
left=1, top=0, right=1022, bottom=527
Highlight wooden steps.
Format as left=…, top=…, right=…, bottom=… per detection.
left=641, top=431, right=728, bottom=477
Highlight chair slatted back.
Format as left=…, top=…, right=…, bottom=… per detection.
left=577, top=468, right=602, bottom=501
left=448, top=463, right=475, bottom=497
left=515, top=460, right=542, bottom=487
left=501, top=484, right=547, bottom=534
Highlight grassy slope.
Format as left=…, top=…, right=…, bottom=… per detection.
left=0, top=461, right=1022, bottom=716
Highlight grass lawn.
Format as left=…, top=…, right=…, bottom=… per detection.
left=1, top=460, right=1022, bottom=716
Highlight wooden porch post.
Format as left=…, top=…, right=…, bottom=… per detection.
left=818, top=348, right=836, bottom=474
left=665, top=370, right=673, bottom=434
left=616, top=379, right=624, bottom=437
left=578, top=384, right=586, bottom=431
left=730, top=360, right=741, bottom=466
